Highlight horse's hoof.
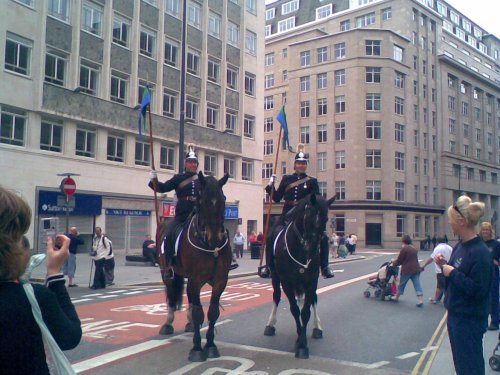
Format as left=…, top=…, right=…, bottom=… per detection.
left=185, top=322, right=194, bottom=332
left=295, top=347, right=309, bottom=359
left=312, top=328, right=323, bottom=339
left=204, top=345, right=220, bottom=358
left=188, top=349, right=207, bottom=362
left=159, top=324, right=174, bottom=335
left=264, top=325, right=276, bottom=336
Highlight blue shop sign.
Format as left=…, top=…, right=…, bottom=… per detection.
left=225, top=205, right=238, bottom=219
left=105, top=209, right=151, bottom=216
left=38, top=191, right=102, bottom=215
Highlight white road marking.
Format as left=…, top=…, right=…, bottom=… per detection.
left=396, top=352, right=420, bottom=359
left=123, top=291, right=143, bottom=295
left=317, top=272, right=376, bottom=295
left=82, top=293, right=104, bottom=297
left=71, top=298, right=93, bottom=304
left=97, top=295, right=117, bottom=299
left=332, top=269, right=344, bottom=273
left=421, top=345, right=438, bottom=352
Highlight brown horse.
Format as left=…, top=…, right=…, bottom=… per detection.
left=158, top=172, right=231, bottom=362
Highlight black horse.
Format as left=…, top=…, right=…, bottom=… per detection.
left=264, top=193, right=335, bottom=358
left=158, top=171, right=231, bottom=362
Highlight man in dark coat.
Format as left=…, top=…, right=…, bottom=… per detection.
left=149, top=146, right=238, bottom=277
left=262, top=145, right=334, bottom=279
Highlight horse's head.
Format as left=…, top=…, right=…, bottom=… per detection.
left=196, top=171, right=229, bottom=248
left=292, top=194, right=336, bottom=254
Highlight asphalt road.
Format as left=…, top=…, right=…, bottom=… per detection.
left=64, top=250, right=449, bottom=374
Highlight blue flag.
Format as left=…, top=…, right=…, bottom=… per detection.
left=138, top=87, right=151, bottom=136
left=276, top=106, right=291, bottom=151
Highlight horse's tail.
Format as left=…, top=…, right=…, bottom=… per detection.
left=166, top=274, right=184, bottom=310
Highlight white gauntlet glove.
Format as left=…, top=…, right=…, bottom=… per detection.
left=268, top=174, right=276, bottom=187
left=149, top=170, right=158, bottom=181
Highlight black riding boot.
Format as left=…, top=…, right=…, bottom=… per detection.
left=163, top=235, right=175, bottom=280
left=320, top=235, right=334, bottom=279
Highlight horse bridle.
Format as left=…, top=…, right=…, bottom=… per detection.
left=187, top=214, right=228, bottom=256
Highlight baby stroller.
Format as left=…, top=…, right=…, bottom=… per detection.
left=363, top=261, right=399, bottom=301
left=489, top=333, right=500, bottom=371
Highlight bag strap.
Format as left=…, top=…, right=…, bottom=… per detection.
left=22, top=282, right=76, bottom=375
left=285, top=176, right=311, bottom=192
left=177, top=175, right=198, bottom=191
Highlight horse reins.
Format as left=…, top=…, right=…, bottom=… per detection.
left=284, top=221, right=312, bottom=270
left=186, top=214, right=228, bottom=255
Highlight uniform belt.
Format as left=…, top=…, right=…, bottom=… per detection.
left=178, top=196, right=197, bottom=202
left=284, top=200, right=298, bottom=206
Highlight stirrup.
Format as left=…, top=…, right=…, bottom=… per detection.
left=230, top=261, right=239, bottom=270
left=258, top=265, right=271, bottom=279
left=321, top=267, right=334, bottom=279
left=163, top=266, right=174, bottom=282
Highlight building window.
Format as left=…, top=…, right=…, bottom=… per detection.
left=40, top=121, right=63, bottom=152
left=244, top=115, right=255, bottom=138
left=265, top=52, right=275, bottom=66
left=264, top=139, right=273, bottom=155
left=366, top=93, right=381, bottom=111
left=366, top=120, right=381, bottom=139
left=334, top=43, right=346, bottom=59
left=187, top=1, right=201, bottom=28
left=340, top=20, right=350, bottom=31
left=317, top=47, right=328, bottom=63
left=45, top=53, right=66, bottom=86
left=245, top=30, right=256, bottom=55
left=316, top=4, right=332, bottom=20
left=335, top=181, right=346, bottom=200
left=395, top=97, right=404, bottom=115
left=262, top=163, right=273, bottom=180
left=264, top=74, right=274, bottom=89
left=394, top=72, right=404, bottom=89
left=227, top=22, right=239, bottom=46
left=395, top=123, right=405, bottom=143
left=335, top=95, right=346, bottom=113
left=48, top=0, right=70, bottom=22
left=163, top=90, right=177, bottom=117
left=266, top=8, right=275, bottom=21
left=165, top=0, right=180, bottom=17
left=318, top=181, right=327, bottom=198
left=226, top=110, right=237, bottom=132
left=264, top=96, right=274, bottom=110
left=300, top=126, right=310, bottom=144
left=246, top=0, right=257, bottom=13
left=224, top=158, right=236, bottom=178
left=300, top=76, right=310, bottom=92
left=187, top=49, right=200, bottom=75
left=393, top=45, right=403, bottom=62
left=335, top=69, right=345, bottom=86
left=208, top=11, right=221, bottom=38
left=335, top=150, right=345, bottom=169
left=318, top=98, right=328, bottom=116
left=317, top=73, right=327, bottom=89
left=107, top=134, right=124, bottom=162
left=335, top=122, right=345, bottom=141
left=356, top=12, right=375, bottom=27
left=365, top=40, right=381, bottom=56
left=227, top=66, right=238, bottom=90
left=5, top=33, right=32, bottom=76
left=139, top=28, right=156, bottom=57
left=300, top=50, right=311, bottom=67
left=300, top=101, right=310, bottom=118
left=204, top=154, right=217, bottom=176
left=112, top=15, right=130, bottom=47
left=207, top=59, right=220, bottom=83
left=366, top=67, right=381, bottom=83
left=396, top=215, right=405, bottom=237
left=185, top=98, right=199, bottom=123
left=395, top=152, right=405, bottom=171
left=264, top=117, right=273, bottom=132
left=242, top=160, right=253, bottom=181
left=138, top=82, right=153, bottom=106
left=164, top=39, right=179, bottom=66
left=366, top=180, right=381, bottom=200
left=75, top=127, right=96, bottom=158
left=206, top=105, right=219, bottom=129
left=160, top=144, right=175, bottom=170
left=79, top=63, right=99, bottom=95
left=448, top=118, right=455, bottom=134
left=382, top=7, right=392, bottom=20
left=317, top=124, right=327, bottom=143
left=110, top=74, right=127, bottom=104
left=82, top=1, right=103, bottom=36
left=366, top=149, right=381, bottom=168
left=278, top=16, right=295, bottom=33
left=395, top=182, right=405, bottom=201
left=282, top=0, right=299, bottom=15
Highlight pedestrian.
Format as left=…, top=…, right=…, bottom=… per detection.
left=330, top=232, right=338, bottom=258
left=431, top=235, right=437, bottom=249
left=337, top=234, right=348, bottom=258
left=263, top=144, right=334, bottom=278
left=62, top=226, right=84, bottom=287
left=0, top=186, right=82, bottom=375
left=390, top=234, right=424, bottom=307
left=480, top=222, right=500, bottom=331
left=142, top=235, right=159, bottom=267
left=149, top=144, right=238, bottom=278
left=256, top=231, right=264, bottom=243
left=103, top=233, right=115, bottom=286
left=435, top=196, right=491, bottom=375
left=90, top=226, right=113, bottom=289
left=346, top=235, right=354, bottom=255
left=421, top=237, right=452, bottom=304
left=233, top=230, right=245, bottom=258
left=351, top=233, right=357, bottom=254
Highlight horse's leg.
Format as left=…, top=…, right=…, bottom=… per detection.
left=185, top=303, right=194, bottom=332
left=264, top=271, right=281, bottom=336
left=295, top=288, right=317, bottom=359
left=159, top=274, right=184, bottom=335
left=311, top=292, right=323, bottom=339
left=187, top=280, right=206, bottom=362
left=203, top=276, right=228, bottom=358
left=281, top=282, right=304, bottom=357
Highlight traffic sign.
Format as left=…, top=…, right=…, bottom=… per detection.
left=61, top=177, right=77, bottom=196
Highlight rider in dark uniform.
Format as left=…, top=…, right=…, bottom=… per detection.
left=149, top=145, right=238, bottom=277
left=263, top=145, right=334, bottom=279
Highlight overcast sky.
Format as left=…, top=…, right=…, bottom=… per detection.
left=264, top=0, right=500, bottom=38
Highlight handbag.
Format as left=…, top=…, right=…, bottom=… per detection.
left=22, top=282, right=76, bottom=375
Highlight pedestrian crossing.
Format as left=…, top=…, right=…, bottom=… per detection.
left=72, top=287, right=165, bottom=304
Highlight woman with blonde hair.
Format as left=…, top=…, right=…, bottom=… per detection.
left=435, top=195, right=492, bottom=375
left=480, top=222, right=500, bottom=331
left=0, top=186, right=82, bottom=374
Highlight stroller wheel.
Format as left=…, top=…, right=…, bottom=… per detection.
left=490, top=356, right=500, bottom=371
left=364, top=291, right=371, bottom=298
left=374, top=289, right=381, bottom=298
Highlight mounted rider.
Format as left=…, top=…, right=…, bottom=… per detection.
left=149, top=144, right=238, bottom=278
left=263, top=144, right=334, bottom=279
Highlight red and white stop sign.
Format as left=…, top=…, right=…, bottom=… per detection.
left=61, top=177, right=77, bottom=196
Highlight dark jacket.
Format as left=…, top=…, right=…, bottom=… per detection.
left=444, top=236, right=492, bottom=319
left=393, top=244, right=421, bottom=276
left=265, top=172, right=319, bottom=214
left=0, top=278, right=82, bottom=375
left=66, top=233, right=84, bottom=254
left=149, top=171, right=199, bottom=221
left=142, top=239, right=155, bottom=257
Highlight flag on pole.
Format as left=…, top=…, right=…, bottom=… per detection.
left=276, top=105, right=291, bottom=151
left=138, top=87, right=151, bottom=136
